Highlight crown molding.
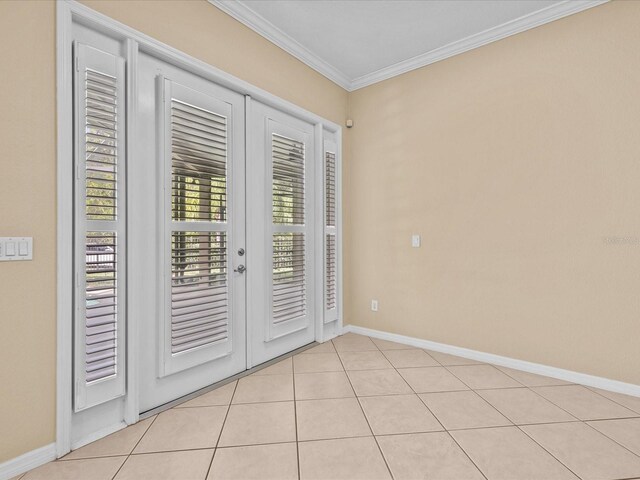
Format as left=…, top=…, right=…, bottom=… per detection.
left=350, top=0, right=609, bottom=90
left=209, top=0, right=352, bottom=90
left=210, top=0, right=608, bottom=92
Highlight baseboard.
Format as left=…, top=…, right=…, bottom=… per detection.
left=344, top=324, right=640, bottom=398
left=0, top=443, right=56, bottom=480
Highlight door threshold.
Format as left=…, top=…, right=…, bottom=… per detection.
left=139, top=341, right=318, bottom=420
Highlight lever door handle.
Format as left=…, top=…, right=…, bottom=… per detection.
left=234, top=264, right=246, bottom=274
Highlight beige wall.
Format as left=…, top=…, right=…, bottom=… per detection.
left=0, top=0, right=57, bottom=464
left=0, top=0, right=347, bottom=463
left=346, top=0, right=640, bottom=386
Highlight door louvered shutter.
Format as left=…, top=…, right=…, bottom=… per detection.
left=324, top=141, right=339, bottom=323
left=74, top=43, right=126, bottom=411
left=272, top=134, right=306, bottom=322
left=269, top=129, right=310, bottom=338
left=161, top=79, right=234, bottom=376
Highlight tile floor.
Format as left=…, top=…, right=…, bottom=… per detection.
left=15, top=333, right=640, bottom=480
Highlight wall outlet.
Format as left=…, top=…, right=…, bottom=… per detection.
left=412, top=234, right=421, bottom=248
left=371, top=300, right=378, bottom=312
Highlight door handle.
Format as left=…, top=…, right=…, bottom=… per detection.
left=234, top=264, right=246, bottom=274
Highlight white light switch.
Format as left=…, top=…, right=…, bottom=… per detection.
left=411, top=234, right=421, bottom=248
left=0, top=237, right=33, bottom=262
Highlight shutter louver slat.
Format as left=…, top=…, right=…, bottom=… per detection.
left=171, top=232, right=228, bottom=354
left=325, top=148, right=338, bottom=314
left=171, top=100, right=227, bottom=224
left=85, top=69, right=118, bottom=222
left=84, top=231, right=118, bottom=383
left=325, top=151, right=336, bottom=227
left=271, top=130, right=307, bottom=328
left=273, top=233, right=306, bottom=324
left=169, top=93, right=230, bottom=358
left=272, top=134, right=305, bottom=226
left=326, top=234, right=337, bottom=310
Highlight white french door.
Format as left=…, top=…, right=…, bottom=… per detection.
left=135, top=58, right=317, bottom=411
left=247, top=101, right=317, bottom=367
left=136, top=53, right=246, bottom=412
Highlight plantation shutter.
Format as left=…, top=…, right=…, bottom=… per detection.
left=269, top=125, right=310, bottom=339
left=324, top=140, right=339, bottom=323
left=160, top=79, right=234, bottom=376
left=74, top=43, right=126, bottom=411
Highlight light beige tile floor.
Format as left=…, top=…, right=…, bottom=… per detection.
left=18, top=333, right=640, bottom=480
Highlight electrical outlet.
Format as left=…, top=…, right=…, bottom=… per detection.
left=371, top=300, right=378, bottom=312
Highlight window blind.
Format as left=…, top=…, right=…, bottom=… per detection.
left=74, top=43, right=126, bottom=411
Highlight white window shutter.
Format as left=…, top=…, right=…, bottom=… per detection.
left=73, top=43, right=126, bottom=411
left=324, top=140, right=339, bottom=323
left=160, top=79, right=234, bottom=376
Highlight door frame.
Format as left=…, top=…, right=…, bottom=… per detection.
left=56, top=0, right=342, bottom=458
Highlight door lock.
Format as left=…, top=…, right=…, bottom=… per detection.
left=234, top=264, right=246, bottom=274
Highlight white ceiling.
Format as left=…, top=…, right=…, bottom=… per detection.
left=212, top=0, right=607, bottom=90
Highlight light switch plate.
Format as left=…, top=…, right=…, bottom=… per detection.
left=412, top=234, right=421, bottom=248
left=0, top=237, right=33, bottom=261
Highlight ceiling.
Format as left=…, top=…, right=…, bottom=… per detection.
left=212, top=0, right=607, bottom=91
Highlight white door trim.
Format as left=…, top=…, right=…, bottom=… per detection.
left=56, top=0, right=341, bottom=459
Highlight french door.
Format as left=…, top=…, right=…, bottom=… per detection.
left=135, top=56, right=316, bottom=412
left=137, top=53, right=247, bottom=411
left=247, top=101, right=316, bottom=366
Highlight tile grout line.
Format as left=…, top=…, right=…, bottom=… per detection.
left=585, top=386, right=640, bottom=416
left=56, top=334, right=639, bottom=479
left=109, top=413, right=160, bottom=480
left=370, top=335, right=639, bottom=480
left=524, top=384, right=640, bottom=424
left=515, top=423, right=585, bottom=479
left=412, top=388, right=490, bottom=480
left=443, top=363, right=526, bottom=391
left=50, top=418, right=637, bottom=456
left=333, top=336, right=396, bottom=480
left=492, top=364, right=575, bottom=388
left=204, top=379, right=240, bottom=479
left=292, top=363, right=301, bottom=480
left=413, top=345, right=619, bottom=480
left=472, top=372, right=640, bottom=464
left=581, top=420, right=640, bottom=460
left=377, top=339, right=490, bottom=480
left=496, top=370, right=639, bottom=477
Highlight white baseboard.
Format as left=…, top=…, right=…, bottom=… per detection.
left=343, top=324, right=640, bottom=398
left=0, top=443, right=56, bottom=480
